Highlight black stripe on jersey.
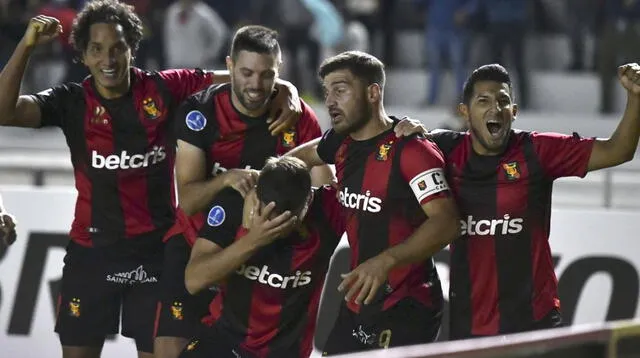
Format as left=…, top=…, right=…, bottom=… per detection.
left=267, top=189, right=341, bottom=357
left=239, top=118, right=278, bottom=169
left=64, top=85, right=90, bottom=168
left=146, top=75, right=174, bottom=229
left=451, top=154, right=501, bottom=339
left=495, top=135, right=541, bottom=332
left=254, top=240, right=295, bottom=357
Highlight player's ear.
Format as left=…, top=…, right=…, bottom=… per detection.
left=511, top=104, right=518, bottom=121
left=225, top=56, right=233, bottom=73
left=458, top=102, right=472, bottom=126
left=368, top=83, right=382, bottom=103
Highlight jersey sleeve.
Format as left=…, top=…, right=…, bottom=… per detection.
left=296, top=100, right=322, bottom=144
left=174, top=97, right=214, bottom=150
left=29, top=84, right=79, bottom=128
left=531, top=132, right=595, bottom=179
left=400, top=137, right=451, bottom=205
left=157, top=68, right=213, bottom=104
left=198, top=189, right=244, bottom=248
left=316, top=128, right=345, bottom=164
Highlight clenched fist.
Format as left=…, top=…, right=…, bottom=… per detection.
left=23, top=15, right=63, bottom=48
left=618, top=63, right=640, bottom=95
left=0, top=212, right=17, bottom=250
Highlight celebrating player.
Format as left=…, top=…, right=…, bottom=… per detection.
left=287, top=51, right=460, bottom=354
left=429, top=63, right=640, bottom=339
left=179, top=156, right=345, bottom=358
left=153, top=25, right=332, bottom=358
left=0, top=1, right=301, bottom=357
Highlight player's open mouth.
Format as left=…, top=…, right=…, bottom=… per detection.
left=486, top=120, right=503, bottom=137
left=329, top=109, right=343, bottom=123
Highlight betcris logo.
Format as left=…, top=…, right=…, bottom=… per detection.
left=92, top=146, right=167, bottom=170
left=236, top=264, right=312, bottom=289
left=460, top=214, right=524, bottom=236
left=212, top=162, right=253, bottom=176
left=338, top=187, right=382, bottom=213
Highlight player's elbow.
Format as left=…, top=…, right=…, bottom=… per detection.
left=438, top=211, right=461, bottom=246
left=184, top=266, right=205, bottom=295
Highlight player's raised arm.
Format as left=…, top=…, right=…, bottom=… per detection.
left=587, top=63, right=640, bottom=172
left=0, top=16, right=62, bottom=128
left=285, top=138, right=326, bottom=168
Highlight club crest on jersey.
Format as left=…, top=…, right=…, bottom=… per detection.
left=186, top=110, right=207, bottom=131
left=68, top=298, right=81, bottom=317
left=90, top=106, right=108, bottom=125
left=170, top=301, right=184, bottom=320
left=503, top=162, right=521, bottom=181
left=207, top=205, right=226, bottom=227
left=376, top=141, right=393, bottom=161
left=282, top=129, right=297, bottom=148
left=142, top=97, right=161, bottom=119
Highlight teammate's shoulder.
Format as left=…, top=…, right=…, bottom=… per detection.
left=190, top=83, right=229, bottom=102
left=428, top=129, right=467, bottom=153
left=33, top=82, right=84, bottom=101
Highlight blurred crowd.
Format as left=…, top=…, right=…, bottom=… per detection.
left=0, top=0, right=638, bottom=113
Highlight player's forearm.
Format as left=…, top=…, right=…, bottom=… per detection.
left=310, top=164, right=335, bottom=187
left=607, top=94, right=640, bottom=163
left=185, top=237, right=261, bottom=294
left=209, top=69, right=230, bottom=85
left=380, top=213, right=459, bottom=268
left=179, top=176, right=229, bottom=216
left=285, top=138, right=326, bottom=168
left=0, top=39, right=32, bottom=125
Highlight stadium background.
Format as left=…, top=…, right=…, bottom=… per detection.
left=1, top=0, right=640, bottom=357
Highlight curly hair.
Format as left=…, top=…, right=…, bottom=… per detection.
left=70, top=0, right=144, bottom=58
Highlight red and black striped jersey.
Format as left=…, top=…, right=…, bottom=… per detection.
left=31, top=68, right=212, bottom=247
left=317, top=119, right=450, bottom=317
left=199, top=186, right=345, bottom=358
left=170, top=83, right=322, bottom=246
left=431, top=129, right=594, bottom=338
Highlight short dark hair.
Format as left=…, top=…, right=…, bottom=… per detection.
left=230, top=25, right=281, bottom=62
left=462, top=64, right=512, bottom=104
left=318, top=51, right=386, bottom=88
left=257, top=157, right=311, bottom=215
left=70, top=0, right=144, bottom=59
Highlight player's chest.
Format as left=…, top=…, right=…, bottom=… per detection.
left=446, top=156, right=548, bottom=213
left=335, top=139, right=399, bottom=213
left=80, top=95, right=170, bottom=154
left=231, top=237, right=322, bottom=293
left=207, top=125, right=298, bottom=175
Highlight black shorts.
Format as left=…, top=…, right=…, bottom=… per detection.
left=178, top=325, right=255, bottom=358
left=154, top=235, right=217, bottom=339
left=322, top=297, right=442, bottom=356
left=55, top=238, right=164, bottom=353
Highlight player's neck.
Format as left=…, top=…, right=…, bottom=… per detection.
left=349, top=107, right=392, bottom=141
left=95, top=73, right=131, bottom=100
left=231, top=91, right=269, bottom=118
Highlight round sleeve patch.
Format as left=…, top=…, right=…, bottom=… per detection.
left=185, top=110, right=207, bottom=131
left=207, top=205, right=226, bottom=227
